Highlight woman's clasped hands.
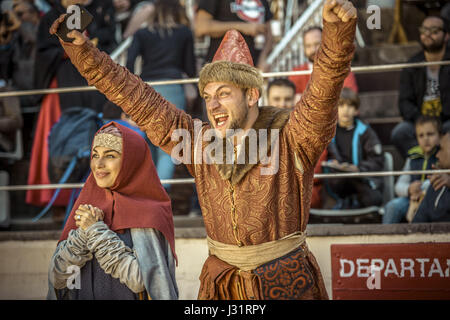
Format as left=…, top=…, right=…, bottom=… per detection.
left=74, top=204, right=104, bottom=231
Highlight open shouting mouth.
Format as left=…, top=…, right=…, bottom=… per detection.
left=213, top=113, right=229, bottom=129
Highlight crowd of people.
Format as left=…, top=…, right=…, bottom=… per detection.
left=0, top=0, right=449, bottom=232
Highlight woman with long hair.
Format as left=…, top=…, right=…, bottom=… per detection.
left=126, top=0, right=196, bottom=189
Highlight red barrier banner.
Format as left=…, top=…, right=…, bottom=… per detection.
left=331, top=243, right=450, bottom=300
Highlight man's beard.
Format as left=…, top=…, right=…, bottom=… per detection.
left=225, top=106, right=248, bottom=138
left=420, top=36, right=446, bottom=53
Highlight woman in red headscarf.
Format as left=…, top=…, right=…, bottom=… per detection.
left=47, top=122, right=178, bottom=300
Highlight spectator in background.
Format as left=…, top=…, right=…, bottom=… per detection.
left=413, top=130, right=450, bottom=222
left=324, top=88, right=384, bottom=209
left=0, top=11, right=21, bottom=90
left=84, top=0, right=118, bottom=54
left=383, top=116, right=440, bottom=224
left=0, top=10, right=23, bottom=227
left=266, top=77, right=326, bottom=209
left=122, top=1, right=154, bottom=39
left=0, top=7, right=23, bottom=150
left=289, top=26, right=358, bottom=101
left=267, top=78, right=296, bottom=109
left=195, top=0, right=273, bottom=71
left=27, top=0, right=110, bottom=212
left=34, top=0, right=109, bottom=112
left=392, top=15, right=450, bottom=158
left=0, top=89, right=23, bottom=155
left=11, top=1, right=41, bottom=107
left=126, top=0, right=195, bottom=190
left=13, top=0, right=40, bottom=26
left=113, top=0, right=145, bottom=40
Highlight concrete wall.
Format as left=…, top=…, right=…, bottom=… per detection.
left=0, top=238, right=209, bottom=300
left=1, top=223, right=449, bottom=300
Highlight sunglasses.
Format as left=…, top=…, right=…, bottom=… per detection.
left=419, top=26, right=444, bottom=35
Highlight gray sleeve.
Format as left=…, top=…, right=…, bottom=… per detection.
left=395, top=158, right=412, bottom=197
left=48, top=228, right=93, bottom=290
left=85, top=221, right=145, bottom=294
left=131, top=228, right=178, bottom=300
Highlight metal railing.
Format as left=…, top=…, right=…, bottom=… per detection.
left=267, top=0, right=323, bottom=72
left=267, top=0, right=366, bottom=72
left=1, top=60, right=449, bottom=99
left=2, top=170, right=450, bottom=192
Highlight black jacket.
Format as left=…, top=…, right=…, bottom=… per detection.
left=398, top=48, right=450, bottom=122
left=328, top=119, right=385, bottom=188
left=413, top=186, right=450, bottom=222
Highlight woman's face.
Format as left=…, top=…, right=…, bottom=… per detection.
left=91, top=146, right=122, bottom=189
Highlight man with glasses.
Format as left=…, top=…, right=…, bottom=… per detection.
left=391, top=15, right=450, bottom=158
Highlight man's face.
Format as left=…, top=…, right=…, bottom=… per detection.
left=437, top=134, right=450, bottom=169
left=203, top=82, right=250, bottom=138
left=419, top=17, right=448, bottom=53
left=268, top=85, right=295, bottom=109
left=303, top=29, right=322, bottom=63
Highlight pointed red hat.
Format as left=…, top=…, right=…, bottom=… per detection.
left=212, top=29, right=254, bottom=66
left=198, top=29, right=263, bottom=96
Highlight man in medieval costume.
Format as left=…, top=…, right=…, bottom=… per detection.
left=49, top=0, right=357, bottom=299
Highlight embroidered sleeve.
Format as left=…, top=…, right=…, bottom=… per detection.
left=285, top=19, right=356, bottom=171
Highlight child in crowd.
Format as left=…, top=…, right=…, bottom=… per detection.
left=324, top=88, right=384, bottom=209
left=383, top=116, right=440, bottom=223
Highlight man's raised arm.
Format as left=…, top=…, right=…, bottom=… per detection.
left=285, top=0, right=357, bottom=171
left=49, top=15, right=195, bottom=159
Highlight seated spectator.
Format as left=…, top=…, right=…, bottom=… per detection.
left=126, top=0, right=195, bottom=190
left=324, top=88, right=384, bottom=209
left=288, top=26, right=358, bottom=101
left=391, top=15, right=450, bottom=158
left=413, top=131, right=450, bottom=222
left=267, top=78, right=296, bottom=109
left=266, top=77, right=326, bottom=208
left=383, top=116, right=440, bottom=224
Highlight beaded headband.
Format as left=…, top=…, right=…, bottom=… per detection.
left=93, top=133, right=123, bottom=154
